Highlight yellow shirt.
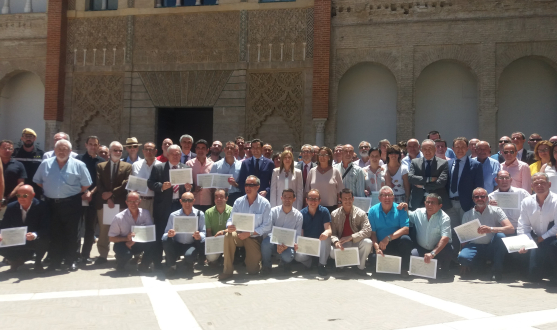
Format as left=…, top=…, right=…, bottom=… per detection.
left=530, top=161, right=542, bottom=176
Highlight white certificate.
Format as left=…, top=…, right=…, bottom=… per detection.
left=270, top=226, right=296, bottom=247
left=376, top=254, right=402, bottom=274
left=0, top=226, right=27, bottom=247
left=205, top=236, right=225, bottom=255
left=491, top=192, right=520, bottom=210
left=409, top=256, right=437, bottom=279
left=454, top=219, right=486, bottom=243
left=173, top=216, right=198, bottom=233
left=353, top=197, right=372, bottom=212
left=126, top=175, right=149, bottom=194
left=197, top=174, right=214, bottom=188
left=169, top=168, right=193, bottom=185
left=370, top=191, right=380, bottom=207
left=102, top=204, right=120, bottom=225
left=334, top=247, right=360, bottom=267
left=132, top=225, right=156, bottom=242
left=296, top=236, right=321, bottom=257
left=82, top=199, right=89, bottom=206
left=232, top=213, right=255, bottom=232
left=212, top=174, right=233, bottom=189
left=502, top=234, right=538, bottom=253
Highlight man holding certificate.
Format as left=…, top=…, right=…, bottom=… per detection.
left=186, top=139, right=214, bottom=212
left=204, top=189, right=233, bottom=265
left=131, top=142, right=161, bottom=215
left=162, top=191, right=206, bottom=276
left=0, top=185, right=49, bottom=272
left=458, top=188, right=514, bottom=281
left=260, top=189, right=303, bottom=274
left=210, top=141, right=243, bottom=206
left=330, top=188, right=372, bottom=275
left=488, top=170, right=531, bottom=231
left=218, top=175, right=272, bottom=281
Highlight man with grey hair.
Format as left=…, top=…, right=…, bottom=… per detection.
left=295, top=144, right=317, bottom=190
left=517, top=172, right=557, bottom=284
left=354, top=141, right=372, bottom=168
left=334, top=144, right=366, bottom=197
left=180, top=134, right=196, bottom=163
left=402, top=139, right=422, bottom=168
left=34, top=139, right=92, bottom=271
left=488, top=171, right=530, bottom=230
left=333, top=144, right=343, bottom=165
left=43, top=132, right=78, bottom=159
left=474, top=141, right=500, bottom=194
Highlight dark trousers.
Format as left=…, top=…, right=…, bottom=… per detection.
left=113, top=241, right=155, bottom=268
left=47, top=194, right=82, bottom=264
left=162, top=236, right=203, bottom=266
left=194, top=205, right=211, bottom=212
left=79, top=203, right=97, bottom=258
left=153, top=200, right=182, bottom=265
left=227, top=192, right=243, bottom=207
left=382, top=235, right=413, bottom=271
left=0, top=238, right=49, bottom=264
left=526, top=236, right=557, bottom=282
left=413, top=243, right=453, bottom=271
left=458, top=233, right=507, bottom=272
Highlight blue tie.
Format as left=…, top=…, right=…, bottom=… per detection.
left=424, top=160, right=432, bottom=179
left=254, top=158, right=260, bottom=177
left=450, top=159, right=460, bottom=194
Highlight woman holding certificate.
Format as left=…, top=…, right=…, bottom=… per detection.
left=270, top=150, right=303, bottom=210
left=540, top=143, right=557, bottom=194
left=304, top=147, right=344, bottom=213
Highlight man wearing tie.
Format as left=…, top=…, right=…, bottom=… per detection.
left=179, top=134, right=197, bottom=164
left=295, top=144, right=317, bottom=196
left=237, top=138, right=274, bottom=200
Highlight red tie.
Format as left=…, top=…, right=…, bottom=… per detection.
left=303, top=164, right=308, bottom=186
left=172, top=165, right=180, bottom=193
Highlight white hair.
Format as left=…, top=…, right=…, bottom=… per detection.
left=379, top=186, right=393, bottom=195
left=108, top=141, right=122, bottom=150
left=55, top=140, right=72, bottom=150
left=167, top=144, right=182, bottom=153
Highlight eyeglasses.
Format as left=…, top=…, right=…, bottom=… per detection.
left=113, top=149, right=123, bottom=153
left=497, top=177, right=511, bottom=181
left=16, top=194, right=30, bottom=198
left=503, top=151, right=515, bottom=155
left=181, top=198, right=194, bottom=203
left=1, top=147, right=14, bottom=151
left=529, top=138, right=542, bottom=142
left=126, top=200, right=141, bottom=204
left=23, top=134, right=35, bottom=139
left=245, top=183, right=259, bottom=187
left=379, top=193, right=394, bottom=197
left=473, top=195, right=487, bottom=199
left=499, top=140, right=511, bottom=144
left=127, top=145, right=139, bottom=149
left=538, top=148, right=550, bottom=153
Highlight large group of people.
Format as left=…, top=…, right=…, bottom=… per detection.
left=0, top=128, right=556, bottom=286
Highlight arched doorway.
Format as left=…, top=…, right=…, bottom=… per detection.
left=497, top=57, right=557, bottom=140
left=336, top=62, right=397, bottom=148
left=0, top=72, right=46, bottom=148
left=415, top=60, right=478, bottom=142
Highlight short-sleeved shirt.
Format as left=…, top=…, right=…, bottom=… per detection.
left=409, top=208, right=452, bottom=250
left=300, top=205, right=331, bottom=239
left=381, top=164, right=409, bottom=196
left=12, top=146, right=44, bottom=187
left=462, top=205, right=507, bottom=244
left=2, top=159, right=27, bottom=199
left=368, top=202, right=409, bottom=242
left=163, top=207, right=206, bottom=244
left=210, top=158, right=242, bottom=194
left=204, top=204, right=233, bottom=234
left=77, top=152, right=105, bottom=191
left=33, top=157, right=92, bottom=199
left=108, top=208, right=154, bottom=237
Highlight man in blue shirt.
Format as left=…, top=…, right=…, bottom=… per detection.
left=368, top=186, right=413, bottom=277
left=210, top=141, right=243, bottom=206
left=474, top=141, right=500, bottom=194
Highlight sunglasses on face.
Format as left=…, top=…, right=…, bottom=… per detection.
left=503, top=151, right=515, bottom=155
left=529, top=138, right=542, bottom=142
left=181, top=199, right=194, bottom=203
left=244, top=183, right=259, bottom=187
left=499, top=140, right=511, bottom=144
left=127, top=145, right=139, bottom=149
left=16, top=194, right=30, bottom=198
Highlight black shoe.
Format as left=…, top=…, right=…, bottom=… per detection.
left=46, top=262, right=61, bottom=272
left=154, top=263, right=164, bottom=270
left=115, top=264, right=127, bottom=273
left=491, top=272, right=503, bottom=282
left=355, top=268, right=368, bottom=277
left=260, top=267, right=272, bottom=276
left=69, top=262, right=78, bottom=272
left=94, top=257, right=108, bottom=265
left=318, top=264, right=328, bottom=277
left=282, top=262, right=292, bottom=273
left=34, top=262, right=45, bottom=273
left=401, top=270, right=410, bottom=279
left=165, top=265, right=177, bottom=277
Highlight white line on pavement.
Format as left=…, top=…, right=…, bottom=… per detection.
left=0, top=286, right=146, bottom=302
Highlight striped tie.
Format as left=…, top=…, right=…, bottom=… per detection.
left=172, top=165, right=180, bottom=193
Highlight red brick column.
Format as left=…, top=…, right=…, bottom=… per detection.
left=311, top=0, right=331, bottom=119
left=44, top=0, right=67, bottom=122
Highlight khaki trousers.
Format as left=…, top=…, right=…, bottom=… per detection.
left=97, top=207, right=122, bottom=258
left=139, top=198, right=154, bottom=216
left=223, top=232, right=262, bottom=275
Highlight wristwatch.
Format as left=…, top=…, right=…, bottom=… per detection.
left=430, top=251, right=436, bottom=257
left=388, top=235, right=392, bottom=242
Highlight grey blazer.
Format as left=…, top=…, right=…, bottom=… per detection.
left=408, top=156, right=450, bottom=210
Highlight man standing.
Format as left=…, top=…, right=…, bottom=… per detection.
left=408, top=139, right=449, bottom=210
left=179, top=134, right=197, bottom=163
left=156, top=138, right=173, bottom=163
left=76, top=136, right=104, bottom=263
left=13, top=128, right=44, bottom=198
left=334, top=144, right=365, bottom=197
left=210, top=141, right=243, bottom=206
left=235, top=136, right=246, bottom=160
left=402, top=139, right=422, bottom=168
left=95, top=141, right=132, bottom=265
left=261, top=189, right=303, bottom=274
left=488, top=171, right=530, bottom=230
left=131, top=141, right=161, bottom=215
left=162, top=191, right=206, bottom=276
left=354, top=141, right=372, bottom=168
left=99, top=145, right=109, bottom=162
left=42, top=132, right=78, bottom=159
left=458, top=188, right=514, bottom=281
left=517, top=173, right=557, bottom=284
left=262, top=143, right=273, bottom=159
left=186, top=139, right=214, bottom=212
left=204, top=189, right=233, bottom=265
left=378, top=140, right=391, bottom=164
left=0, top=185, right=49, bottom=272
left=244, top=141, right=253, bottom=160
left=237, top=139, right=274, bottom=199
left=501, top=143, right=531, bottom=189
left=434, top=139, right=450, bottom=160
left=474, top=141, right=500, bottom=194
left=218, top=176, right=272, bottom=281
left=511, top=132, right=535, bottom=165
left=295, top=144, right=317, bottom=192
left=332, top=145, right=343, bottom=165
left=148, top=144, right=192, bottom=269
left=368, top=186, right=412, bottom=277
left=0, top=140, right=27, bottom=210
left=331, top=188, right=372, bottom=275
left=34, top=140, right=91, bottom=271
left=468, top=138, right=479, bottom=158
left=209, top=140, right=223, bottom=162
left=427, top=131, right=456, bottom=159
left=312, top=145, right=320, bottom=163
left=123, top=137, right=142, bottom=164
left=491, top=136, right=511, bottom=163
left=528, top=133, right=543, bottom=151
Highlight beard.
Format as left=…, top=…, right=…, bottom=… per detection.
left=359, top=151, right=369, bottom=158
left=56, top=155, right=69, bottom=162
left=23, top=141, right=34, bottom=148
left=110, top=155, right=121, bottom=162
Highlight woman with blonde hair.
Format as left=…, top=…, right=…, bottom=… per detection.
left=270, top=150, right=303, bottom=209
left=530, top=140, right=553, bottom=176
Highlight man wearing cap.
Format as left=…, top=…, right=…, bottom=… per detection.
left=123, top=137, right=143, bottom=164
left=13, top=128, right=45, bottom=199
left=43, top=132, right=78, bottom=159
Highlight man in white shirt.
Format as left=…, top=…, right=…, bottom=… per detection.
left=402, top=139, right=422, bottom=168
left=131, top=142, right=160, bottom=215
left=488, top=170, right=530, bottom=230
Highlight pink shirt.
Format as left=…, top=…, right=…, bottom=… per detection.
left=186, top=157, right=214, bottom=205
left=501, top=158, right=531, bottom=190
left=304, top=167, right=344, bottom=207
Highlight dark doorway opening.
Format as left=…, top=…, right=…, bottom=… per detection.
left=156, top=108, right=213, bottom=156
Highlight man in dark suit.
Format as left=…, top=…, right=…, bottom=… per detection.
left=408, top=139, right=450, bottom=211
left=511, top=132, right=535, bottom=165
left=95, top=141, right=132, bottom=265
left=179, top=134, right=197, bottom=163
left=295, top=144, right=317, bottom=190
left=0, top=185, right=49, bottom=272
left=148, top=144, right=193, bottom=269
left=446, top=137, right=484, bottom=256
left=237, top=138, right=274, bottom=200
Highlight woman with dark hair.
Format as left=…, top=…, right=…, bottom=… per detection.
left=540, top=143, right=557, bottom=194
left=270, top=150, right=303, bottom=210
left=363, top=147, right=385, bottom=195
left=530, top=140, right=553, bottom=176
left=272, top=153, right=281, bottom=168
left=305, top=147, right=344, bottom=213
left=382, top=145, right=410, bottom=203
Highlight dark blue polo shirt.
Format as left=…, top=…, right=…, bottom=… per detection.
left=2, top=158, right=27, bottom=200
left=300, top=205, right=331, bottom=239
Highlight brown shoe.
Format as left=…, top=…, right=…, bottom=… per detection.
left=218, top=273, right=233, bottom=281
left=8, top=259, right=24, bottom=272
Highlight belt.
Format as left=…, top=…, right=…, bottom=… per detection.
left=450, top=197, right=460, bottom=201
left=172, top=199, right=180, bottom=202
left=46, top=194, right=81, bottom=203
left=141, top=196, right=154, bottom=200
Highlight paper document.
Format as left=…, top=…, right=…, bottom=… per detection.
left=409, top=256, right=437, bottom=279
left=270, top=226, right=296, bottom=247
left=126, top=175, right=149, bottom=194
left=169, top=168, right=193, bottom=185
left=103, top=204, right=120, bottom=225
left=231, top=213, right=255, bottom=232
left=205, top=236, right=225, bottom=255
left=491, top=192, right=520, bottom=210
left=212, top=174, right=234, bottom=189
left=454, top=219, right=486, bottom=243
left=353, top=197, right=372, bottom=212
left=173, top=216, right=198, bottom=234
left=334, top=247, right=360, bottom=267
left=296, top=236, right=321, bottom=257
left=0, top=226, right=27, bottom=247
left=376, top=254, right=402, bottom=274
left=196, top=174, right=214, bottom=188
left=502, top=234, right=538, bottom=253
left=132, top=225, right=156, bottom=242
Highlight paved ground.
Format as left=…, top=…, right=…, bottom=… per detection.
left=0, top=246, right=556, bottom=330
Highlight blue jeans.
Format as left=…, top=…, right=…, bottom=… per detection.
left=113, top=241, right=155, bottom=268
left=162, top=236, right=203, bottom=267
left=261, top=236, right=295, bottom=268
left=527, top=236, right=557, bottom=282
left=458, top=233, right=506, bottom=272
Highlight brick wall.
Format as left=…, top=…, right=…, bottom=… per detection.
left=311, top=0, right=331, bottom=119
left=44, top=0, right=67, bottom=122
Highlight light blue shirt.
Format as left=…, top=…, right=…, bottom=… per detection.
left=33, top=157, right=92, bottom=199
left=474, top=156, right=500, bottom=194
left=163, top=207, right=206, bottom=244
left=445, top=148, right=456, bottom=159
left=409, top=208, right=452, bottom=250
left=226, top=194, right=272, bottom=236
left=334, top=162, right=365, bottom=197
left=124, top=156, right=142, bottom=165
left=268, top=206, right=303, bottom=241
left=402, top=152, right=423, bottom=168
left=448, top=155, right=468, bottom=198
left=210, top=157, right=242, bottom=194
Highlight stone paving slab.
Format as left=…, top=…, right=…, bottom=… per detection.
left=535, top=322, right=557, bottom=330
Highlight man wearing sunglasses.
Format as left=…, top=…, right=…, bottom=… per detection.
left=13, top=128, right=44, bottom=199
left=491, top=136, right=511, bottom=163
left=511, top=132, right=535, bottom=165
left=528, top=134, right=543, bottom=151
left=123, top=137, right=143, bottom=164
left=501, top=143, right=531, bottom=190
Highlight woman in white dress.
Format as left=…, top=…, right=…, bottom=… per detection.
left=270, top=150, right=304, bottom=210
left=382, top=145, right=410, bottom=203
left=540, top=143, right=557, bottom=194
